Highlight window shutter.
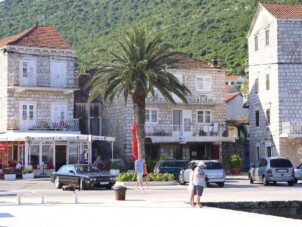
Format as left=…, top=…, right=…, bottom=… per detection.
left=204, top=78, right=211, bottom=91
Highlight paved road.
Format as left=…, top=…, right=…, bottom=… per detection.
left=0, top=175, right=301, bottom=227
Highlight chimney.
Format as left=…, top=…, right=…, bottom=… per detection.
left=211, top=58, right=218, bottom=67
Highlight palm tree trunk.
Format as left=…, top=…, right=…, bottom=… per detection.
left=132, top=94, right=146, bottom=158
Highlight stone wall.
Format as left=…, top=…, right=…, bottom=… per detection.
left=0, top=49, right=8, bottom=132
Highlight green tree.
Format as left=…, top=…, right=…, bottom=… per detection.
left=86, top=27, right=191, bottom=157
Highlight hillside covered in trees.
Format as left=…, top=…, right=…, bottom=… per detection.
left=0, top=0, right=300, bottom=75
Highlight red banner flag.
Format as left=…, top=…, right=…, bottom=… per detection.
left=132, top=121, right=138, bottom=160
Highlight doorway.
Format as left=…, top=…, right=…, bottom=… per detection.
left=55, top=145, right=67, bottom=171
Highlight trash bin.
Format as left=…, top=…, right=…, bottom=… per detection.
left=113, top=185, right=127, bottom=200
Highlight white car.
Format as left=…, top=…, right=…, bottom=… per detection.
left=248, top=157, right=295, bottom=186
left=294, top=162, right=302, bottom=183
left=178, top=160, right=226, bottom=187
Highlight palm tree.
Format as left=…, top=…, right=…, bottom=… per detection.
left=86, top=27, right=191, bottom=157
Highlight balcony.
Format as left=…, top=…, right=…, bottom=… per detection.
left=145, top=123, right=234, bottom=143
left=7, top=77, right=79, bottom=94
left=146, top=93, right=215, bottom=105
left=281, top=122, right=302, bottom=138
left=8, top=118, right=80, bottom=131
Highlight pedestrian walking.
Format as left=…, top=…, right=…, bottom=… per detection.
left=188, top=163, right=197, bottom=207
left=193, top=161, right=207, bottom=208
left=80, top=149, right=88, bottom=164
left=143, top=159, right=149, bottom=188
left=135, top=154, right=144, bottom=190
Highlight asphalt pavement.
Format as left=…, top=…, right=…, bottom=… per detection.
left=0, top=174, right=301, bottom=227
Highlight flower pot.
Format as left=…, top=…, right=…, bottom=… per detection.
left=224, top=168, right=231, bottom=175
left=4, top=174, right=16, bottom=181
left=22, top=173, right=34, bottom=180
left=110, top=169, right=120, bottom=176
left=232, top=168, right=241, bottom=175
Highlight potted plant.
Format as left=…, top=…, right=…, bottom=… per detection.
left=230, top=154, right=243, bottom=175
left=4, top=168, right=16, bottom=181
left=110, top=162, right=120, bottom=176
left=22, top=168, right=34, bottom=180
left=222, top=160, right=231, bottom=175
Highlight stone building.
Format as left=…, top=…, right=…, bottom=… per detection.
left=0, top=26, right=114, bottom=174
left=247, top=2, right=302, bottom=165
left=103, top=55, right=235, bottom=162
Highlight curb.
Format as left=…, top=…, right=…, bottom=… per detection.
left=114, top=181, right=177, bottom=186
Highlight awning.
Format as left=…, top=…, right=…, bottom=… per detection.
left=148, top=136, right=235, bottom=144
left=0, top=131, right=115, bottom=142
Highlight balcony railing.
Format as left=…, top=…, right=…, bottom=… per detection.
left=281, top=122, right=302, bottom=134
left=8, top=118, right=79, bottom=131
left=8, top=76, right=79, bottom=89
left=145, top=123, right=226, bottom=137
left=146, top=93, right=214, bottom=104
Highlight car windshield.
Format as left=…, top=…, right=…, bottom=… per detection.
left=205, top=162, right=223, bottom=169
left=270, top=159, right=292, bottom=168
left=76, top=165, right=100, bottom=173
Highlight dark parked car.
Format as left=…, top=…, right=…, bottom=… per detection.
left=153, top=160, right=189, bottom=179
left=50, top=164, right=116, bottom=190
left=248, top=157, right=295, bottom=186
left=178, top=160, right=226, bottom=187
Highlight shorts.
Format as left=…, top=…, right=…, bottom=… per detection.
left=194, top=185, right=204, bottom=196
left=137, top=172, right=143, bottom=180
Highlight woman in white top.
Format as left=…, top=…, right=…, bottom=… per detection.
left=188, top=164, right=197, bottom=207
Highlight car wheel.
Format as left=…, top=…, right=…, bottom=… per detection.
left=178, top=174, right=186, bottom=185
left=80, top=178, right=87, bottom=190
left=294, top=178, right=298, bottom=184
left=249, top=174, right=254, bottom=184
left=218, top=182, right=224, bottom=187
left=288, top=181, right=294, bottom=186
left=262, top=176, right=269, bottom=186
left=272, top=181, right=277, bottom=185
left=54, top=176, right=62, bottom=189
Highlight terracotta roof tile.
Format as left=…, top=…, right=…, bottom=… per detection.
left=225, top=92, right=240, bottom=102
left=225, top=75, right=241, bottom=81
left=172, top=53, right=222, bottom=69
left=0, top=26, right=72, bottom=50
left=225, top=85, right=235, bottom=92
left=261, top=2, right=302, bottom=18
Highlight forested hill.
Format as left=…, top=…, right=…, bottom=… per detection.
left=0, top=0, right=300, bottom=75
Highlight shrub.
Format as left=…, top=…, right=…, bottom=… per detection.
left=22, top=168, right=33, bottom=174
left=116, top=172, right=174, bottom=182
left=4, top=168, right=15, bottom=174
left=230, top=154, right=243, bottom=169
left=110, top=162, right=119, bottom=169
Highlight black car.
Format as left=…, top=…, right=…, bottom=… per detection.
left=50, top=164, right=116, bottom=190
left=153, top=160, right=189, bottom=179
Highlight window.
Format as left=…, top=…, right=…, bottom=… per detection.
left=265, top=29, right=269, bottom=46
left=255, top=78, right=259, bottom=94
left=196, top=77, right=211, bottom=92
left=50, top=61, right=67, bottom=87
left=197, top=110, right=211, bottom=123
left=51, top=103, right=67, bottom=123
left=256, top=110, right=259, bottom=127
left=20, top=58, right=36, bottom=86
left=267, top=147, right=272, bottom=157
left=146, top=109, right=158, bottom=123
left=266, top=109, right=270, bottom=126
left=266, top=74, right=270, bottom=90
left=255, top=35, right=258, bottom=51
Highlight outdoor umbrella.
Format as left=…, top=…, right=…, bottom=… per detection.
left=131, top=121, right=138, bottom=160
left=0, top=144, right=6, bottom=152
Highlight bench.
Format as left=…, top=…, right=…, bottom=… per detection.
left=17, top=190, right=78, bottom=205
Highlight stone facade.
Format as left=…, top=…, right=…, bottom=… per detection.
left=248, top=4, right=302, bottom=165
left=103, top=58, right=233, bottom=162
left=0, top=46, right=75, bottom=132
